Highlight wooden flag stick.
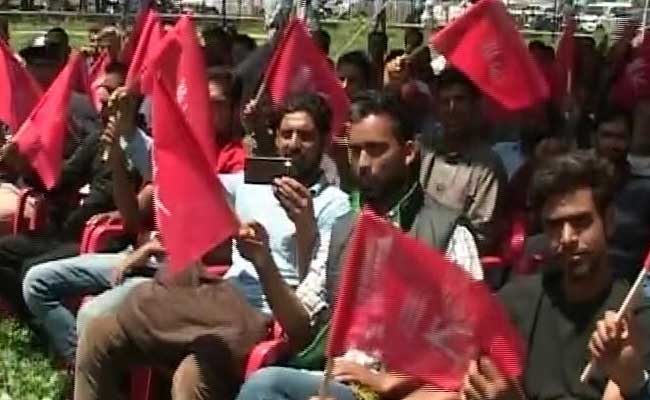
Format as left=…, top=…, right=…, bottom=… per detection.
left=333, top=0, right=397, bottom=60
left=318, top=357, right=335, bottom=400
left=579, top=252, right=650, bottom=383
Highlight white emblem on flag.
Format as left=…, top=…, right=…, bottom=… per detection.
left=627, top=58, right=648, bottom=92
left=481, top=41, right=505, bottom=83
left=176, top=78, right=188, bottom=113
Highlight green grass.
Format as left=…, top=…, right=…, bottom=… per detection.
left=7, top=15, right=408, bottom=55
left=0, top=318, right=68, bottom=400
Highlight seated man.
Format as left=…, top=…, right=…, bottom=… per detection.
left=419, top=68, right=508, bottom=254
left=0, top=101, right=131, bottom=320
left=73, top=93, right=351, bottom=399
left=236, top=91, right=482, bottom=400
left=455, top=151, right=650, bottom=400
left=22, top=67, right=246, bottom=366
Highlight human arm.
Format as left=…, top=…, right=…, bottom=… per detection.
left=237, top=221, right=313, bottom=350
left=112, top=235, right=166, bottom=285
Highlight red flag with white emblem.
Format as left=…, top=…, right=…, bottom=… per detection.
left=430, top=0, right=549, bottom=110
left=264, top=18, right=350, bottom=137
left=328, top=209, right=525, bottom=390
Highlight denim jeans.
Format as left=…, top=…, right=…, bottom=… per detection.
left=236, top=367, right=356, bottom=400
left=22, top=253, right=149, bottom=363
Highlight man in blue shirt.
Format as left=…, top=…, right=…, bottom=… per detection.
left=73, top=93, right=350, bottom=400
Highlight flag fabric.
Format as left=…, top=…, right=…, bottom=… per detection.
left=328, top=209, right=525, bottom=390
left=552, top=16, right=576, bottom=104
left=125, top=9, right=163, bottom=93
left=151, top=72, right=239, bottom=274
left=611, top=38, right=650, bottom=110
left=430, top=0, right=549, bottom=110
left=0, top=40, right=42, bottom=133
left=88, top=51, right=112, bottom=111
left=147, top=15, right=238, bottom=273
left=264, top=18, right=350, bottom=137
left=120, top=0, right=154, bottom=66
left=12, top=52, right=84, bottom=190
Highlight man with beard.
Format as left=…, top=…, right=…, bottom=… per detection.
left=73, top=93, right=350, bottom=399
left=234, top=91, right=482, bottom=400
left=453, top=151, right=650, bottom=400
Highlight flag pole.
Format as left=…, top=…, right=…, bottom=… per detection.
left=333, top=0, right=397, bottom=60
left=579, top=251, right=650, bottom=383
left=642, top=0, right=649, bottom=42
left=318, top=357, right=334, bottom=400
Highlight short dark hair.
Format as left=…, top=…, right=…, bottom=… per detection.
left=595, top=105, right=633, bottom=136
left=438, top=67, right=480, bottom=98
left=233, top=33, right=257, bottom=51
left=349, top=90, right=415, bottom=143
left=530, top=150, right=616, bottom=216
left=104, top=61, right=127, bottom=77
left=276, top=93, right=332, bottom=140
left=47, top=27, right=69, bottom=45
left=311, top=29, right=331, bottom=54
left=337, top=50, right=372, bottom=83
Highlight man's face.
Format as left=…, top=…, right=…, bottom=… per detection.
left=208, top=80, right=232, bottom=137
left=337, top=63, right=367, bottom=99
left=348, top=114, right=415, bottom=203
left=275, top=111, right=323, bottom=180
left=596, top=118, right=630, bottom=165
left=542, top=187, right=609, bottom=299
left=98, top=34, right=120, bottom=58
left=438, top=83, right=478, bottom=139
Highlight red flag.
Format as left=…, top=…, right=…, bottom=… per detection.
left=151, top=72, right=239, bottom=274
left=125, top=9, right=164, bottom=93
left=328, top=209, right=525, bottom=390
left=0, top=40, right=42, bottom=133
left=431, top=0, right=549, bottom=110
left=265, top=18, right=350, bottom=136
left=611, top=39, right=650, bottom=110
left=552, top=16, right=576, bottom=103
left=120, top=0, right=154, bottom=66
left=12, top=53, right=84, bottom=189
left=88, top=51, right=112, bottom=111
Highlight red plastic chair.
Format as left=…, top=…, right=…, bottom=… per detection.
left=12, top=188, right=47, bottom=235
left=129, top=322, right=290, bottom=400
left=480, top=212, right=528, bottom=271
left=80, top=214, right=127, bottom=253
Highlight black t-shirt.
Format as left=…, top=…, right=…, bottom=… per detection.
left=499, top=270, right=650, bottom=400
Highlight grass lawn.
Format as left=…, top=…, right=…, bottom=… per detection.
left=8, top=15, right=411, bottom=55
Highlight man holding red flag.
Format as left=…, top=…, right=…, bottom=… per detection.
left=236, top=91, right=483, bottom=400
left=456, top=151, right=650, bottom=399
left=74, top=92, right=350, bottom=399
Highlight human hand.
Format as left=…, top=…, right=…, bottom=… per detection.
left=384, top=55, right=411, bottom=87
left=273, top=177, right=317, bottom=236
left=237, top=221, right=272, bottom=267
left=460, top=358, right=520, bottom=400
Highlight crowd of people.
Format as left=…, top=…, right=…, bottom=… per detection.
left=0, top=6, right=649, bottom=400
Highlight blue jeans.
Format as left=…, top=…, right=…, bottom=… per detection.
left=237, top=367, right=356, bottom=400
left=22, top=253, right=125, bottom=362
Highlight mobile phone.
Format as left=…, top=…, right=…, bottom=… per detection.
left=244, top=157, right=294, bottom=185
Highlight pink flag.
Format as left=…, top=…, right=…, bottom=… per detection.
left=265, top=18, right=350, bottom=137
left=13, top=53, right=84, bottom=189
left=431, top=0, right=549, bottom=110
left=88, top=51, right=112, bottom=111
left=0, top=40, right=42, bottom=133
left=328, top=209, right=525, bottom=390
left=611, top=39, right=650, bottom=110
left=151, top=71, right=239, bottom=274
left=125, top=9, right=164, bottom=93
